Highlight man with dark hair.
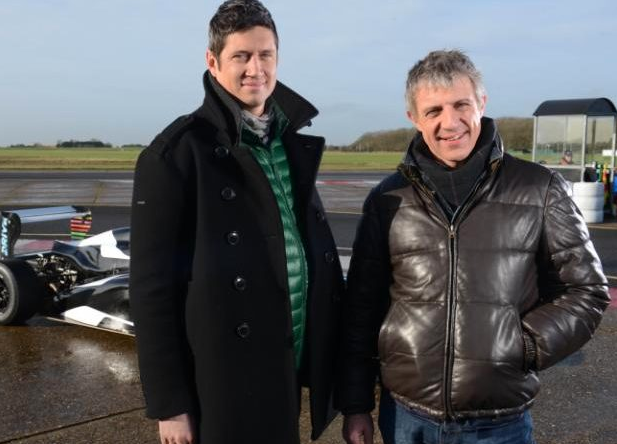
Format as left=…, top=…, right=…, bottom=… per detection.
left=560, top=149, right=573, bottom=165
left=336, top=50, right=610, bottom=444
left=130, top=1, right=343, bottom=443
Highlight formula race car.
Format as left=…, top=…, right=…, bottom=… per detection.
left=0, top=206, right=133, bottom=335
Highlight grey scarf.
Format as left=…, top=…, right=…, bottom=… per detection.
left=241, top=109, right=274, bottom=145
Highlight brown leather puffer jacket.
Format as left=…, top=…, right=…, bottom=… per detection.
left=336, top=125, right=610, bottom=420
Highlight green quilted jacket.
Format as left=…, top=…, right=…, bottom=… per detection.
left=240, top=106, right=308, bottom=368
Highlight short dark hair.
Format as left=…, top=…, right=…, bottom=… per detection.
left=405, top=50, right=485, bottom=116
left=208, top=0, right=278, bottom=59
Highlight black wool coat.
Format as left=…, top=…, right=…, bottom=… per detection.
left=129, top=73, right=344, bottom=443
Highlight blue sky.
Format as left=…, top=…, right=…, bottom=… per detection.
left=1, top=0, right=616, bottom=146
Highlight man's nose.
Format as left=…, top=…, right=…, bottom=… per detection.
left=441, top=107, right=458, bottom=129
left=246, top=56, right=262, bottom=76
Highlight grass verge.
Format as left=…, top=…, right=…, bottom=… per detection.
left=0, top=148, right=406, bottom=171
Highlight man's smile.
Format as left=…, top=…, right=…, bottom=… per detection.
left=438, top=133, right=466, bottom=142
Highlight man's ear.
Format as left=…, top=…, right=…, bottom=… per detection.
left=479, top=94, right=488, bottom=116
left=406, top=110, right=421, bottom=132
left=406, top=110, right=416, bottom=125
left=206, top=49, right=218, bottom=76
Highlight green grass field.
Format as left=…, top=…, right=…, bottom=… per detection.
left=0, top=147, right=407, bottom=171
left=321, top=151, right=405, bottom=170
left=5, top=147, right=598, bottom=171
left=0, top=147, right=143, bottom=170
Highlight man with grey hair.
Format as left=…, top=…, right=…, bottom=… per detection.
left=130, top=1, right=343, bottom=443
left=335, top=50, right=609, bottom=444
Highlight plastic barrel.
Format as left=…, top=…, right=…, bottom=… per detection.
left=572, top=182, right=604, bottom=223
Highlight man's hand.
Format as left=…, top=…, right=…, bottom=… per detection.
left=159, top=413, right=194, bottom=444
left=343, top=413, right=374, bottom=444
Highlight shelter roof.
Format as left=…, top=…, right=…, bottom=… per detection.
left=533, top=98, right=617, bottom=116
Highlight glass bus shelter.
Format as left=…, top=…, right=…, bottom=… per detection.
left=532, top=98, right=617, bottom=183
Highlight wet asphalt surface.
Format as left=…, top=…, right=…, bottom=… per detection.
left=0, top=171, right=616, bottom=443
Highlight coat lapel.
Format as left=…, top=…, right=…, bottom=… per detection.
left=195, top=72, right=324, bottom=296
left=284, top=133, right=324, bottom=212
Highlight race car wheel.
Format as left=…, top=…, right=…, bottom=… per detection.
left=0, top=260, right=41, bottom=325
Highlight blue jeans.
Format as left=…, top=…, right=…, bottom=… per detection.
left=378, top=391, right=536, bottom=444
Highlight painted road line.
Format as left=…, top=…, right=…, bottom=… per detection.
left=328, top=210, right=362, bottom=215
left=587, top=224, right=617, bottom=230
left=317, top=180, right=379, bottom=186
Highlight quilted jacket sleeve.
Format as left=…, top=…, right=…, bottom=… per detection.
left=335, top=187, right=392, bottom=414
left=129, top=145, right=197, bottom=420
left=522, top=172, right=610, bottom=370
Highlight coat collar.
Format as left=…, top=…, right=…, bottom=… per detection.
left=399, top=117, right=504, bottom=180
left=195, top=71, right=319, bottom=146
left=402, top=117, right=503, bottom=167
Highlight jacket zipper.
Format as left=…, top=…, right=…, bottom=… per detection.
left=443, top=171, right=491, bottom=419
left=271, top=153, right=309, bottom=321
left=255, top=144, right=309, bottom=366
left=443, top=223, right=457, bottom=419
left=410, top=181, right=457, bottom=418
left=409, top=167, right=494, bottom=420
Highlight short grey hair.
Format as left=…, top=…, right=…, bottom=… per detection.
left=405, top=50, right=486, bottom=116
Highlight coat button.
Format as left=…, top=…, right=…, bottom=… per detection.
left=316, top=211, right=326, bottom=222
left=214, top=146, right=230, bottom=158
left=236, top=322, right=250, bottom=338
left=325, top=251, right=335, bottom=263
left=221, top=187, right=236, bottom=201
left=227, top=231, right=240, bottom=245
left=233, top=276, right=247, bottom=291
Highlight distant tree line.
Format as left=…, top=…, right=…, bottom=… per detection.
left=56, top=139, right=112, bottom=148
left=327, top=117, right=533, bottom=153
left=495, top=118, right=533, bottom=152
left=8, top=143, right=45, bottom=148
left=9, top=118, right=534, bottom=152
left=4, top=142, right=147, bottom=149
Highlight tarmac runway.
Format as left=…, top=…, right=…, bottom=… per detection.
left=0, top=171, right=616, bottom=443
